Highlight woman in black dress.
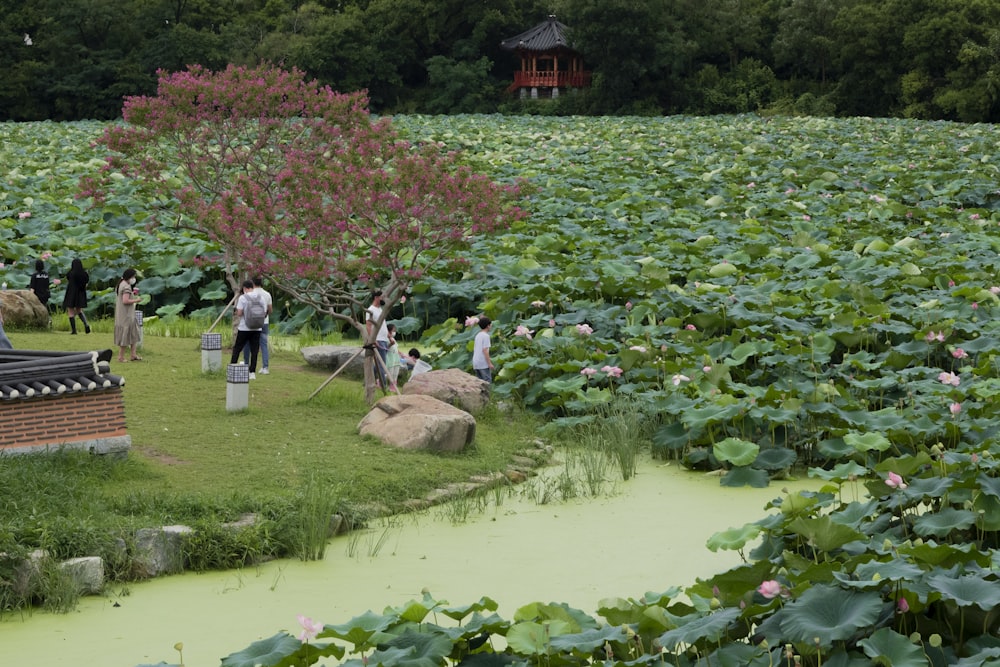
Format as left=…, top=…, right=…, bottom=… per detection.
left=62, top=258, right=91, bottom=334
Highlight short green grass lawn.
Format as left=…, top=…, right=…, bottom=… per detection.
left=3, top=325, right=540, bottom=521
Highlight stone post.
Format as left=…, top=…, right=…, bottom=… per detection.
left=201, top=333, right=222, bottom=372
left=226, top=363, right=249, bottom=411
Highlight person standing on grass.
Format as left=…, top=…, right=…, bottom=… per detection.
left=28, top=259, right=51, bottom=309
left=231, top=280, right=263, bottom=380
left=242, top=275, right=273, bottom=374
left=365, top=290, right=390, bottom=388
left=385, top=323, right=402, bottom=391
left=114, top=268, right=143, bottom=362
left=472, top=316, right=494, bottom=383
left=62, top=258, right=91, bottom=334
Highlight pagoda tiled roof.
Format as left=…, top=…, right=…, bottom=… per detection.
left=0, top=349, right=124, bottom=400
left=500, top=15, right=574, bottom=52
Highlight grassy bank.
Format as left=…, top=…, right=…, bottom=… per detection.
left=0, top=322, right=543, bottom=611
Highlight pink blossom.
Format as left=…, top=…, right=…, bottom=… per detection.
left=399, top=295, right=406, bottom=304
left=625, top=301, right=633, bottom=311
left=885, top=472, right=908, bottom=490
left=52, top=278, right=62, bottom=285
left=672, top=374, right=691, bottom=386
left=685, top=324, right=696, bottom=331
left=948, top=280, right=956, bottom=287
left=531, top=300, right=546, bottom=308
left=972, top=453, right=979, bottom=464
left=949, top=402, right=961, bottom=417
left=938, top=371, right=961, bottom=387
left=580, top=367, right=598, bottom=376
left=601, top=365, right=623, bottom=377
left=970, top=213, right=981, bottom=220
left=576, top=323, right=593, bottom=336
left=802, top=215, right=811, bottom=221
left=40, top=251, right=52, bottom=260
left=952, top=348, right=968, bottom=359
left=785, top=188, right=796, bottom=194
left=897, top=598, right=909, bottom=613
left=991, top=286, right=1000, bottom=295
left=757, top=580, right=782, bottom=599
left=17, top=211, right=31, bottom=219
left=925, top=330, right=945, bottom=342
left=548, top=319, right=556, bottom=327
left=747, top=182, right=755, bottom=188
left=703, top=365, right=712, bottom=373
left=972, top=302, right=979, bottom=310
left=297, top=615, right=323, bottom=642
left=514, top=325, right=533, bottom=340
left=464, top=315, right=480, bottom=327
left=629, top=345, right=647, bottom=353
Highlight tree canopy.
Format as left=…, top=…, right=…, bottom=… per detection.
left=84, top=63, right=527, bottom=401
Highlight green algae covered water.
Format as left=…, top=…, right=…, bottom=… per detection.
left=0, top=461, right=818, bottom=667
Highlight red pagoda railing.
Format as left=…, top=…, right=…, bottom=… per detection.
left=509, top=70, right=592, bottom=90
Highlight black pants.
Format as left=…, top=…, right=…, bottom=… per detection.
left=231, top=330, right=261, bottom=372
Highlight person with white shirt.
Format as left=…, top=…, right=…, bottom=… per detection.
left=242, top=275, right=274, bottom=374
left=366, top=290, right=390, bottom=388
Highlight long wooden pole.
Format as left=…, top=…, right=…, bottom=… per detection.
left=206, top=293, right=239, bottom=334
left=307, top=345, right=402, bottom=401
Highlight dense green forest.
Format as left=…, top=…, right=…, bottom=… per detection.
left=2, top=0, right=999, bottom=121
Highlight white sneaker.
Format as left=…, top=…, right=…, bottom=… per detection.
left=259, top=368, right=270, bottom=375
left=249, top=372, right=256, bottom=380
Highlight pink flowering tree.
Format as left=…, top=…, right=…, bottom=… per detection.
left=83, top=64, right=527, bottom=402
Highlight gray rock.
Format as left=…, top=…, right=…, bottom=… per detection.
left=0, top=290, right=49, bottom=328
left=61, top=556, right=105, bottom=594
left=134, top=525, right=193, bottom=577
left=357, top=394, right=476, bottom=452
left=301, top=345, right=367, bottom=380
left=401, top=368, right=491, bottom=414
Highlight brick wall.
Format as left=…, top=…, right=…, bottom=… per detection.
left=0, top=389, right=130, bottom=453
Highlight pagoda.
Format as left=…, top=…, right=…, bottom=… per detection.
left=500, top=16, right=591, bottom=99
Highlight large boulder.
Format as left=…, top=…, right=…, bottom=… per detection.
left=358, top=394, right=476, bottom=452
left=301, top=345, right=366, bottom=380
left=401, top=368, right=491, bottom=414
left=0, top=290, right=49, bottom=328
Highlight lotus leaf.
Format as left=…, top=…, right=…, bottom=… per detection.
left=857, top=628, right=928, bottom=667
left=657, top=608, right=740, bottom=650
left=706, top=523, right=761, bottom=552
left=713, top=438, right=760, bottom=467
left=926, top=572, right=1000, bottom=610
left=912, top=507, right=978, bottom=538
left=775, top=585, right=883, bottom=644
left=787, top=515, right=865, bottom=552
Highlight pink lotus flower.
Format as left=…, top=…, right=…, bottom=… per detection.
left=576, top=323, right=593, bottom=336
left=52, top=278, right=61, bottom=285
left=949, top=402, right=961, bottom=417
left=297, top=615, right=323, bottom=642
left=991, top=286, right=1000, bottom=295
left=399, top=296, right=406, bottom=304
left=580, top=367, right=598, bottom=376
left=672, top=374, right=691, bottom=386
left=897, top=598, right=909, bottom=613
left=548, top=319, right=556, bottom=327
left=629, top=345, right=647, bottom=353
left=952, top=348, right=968, bottom=359
left=972, top=302, right=979, bottom=310
left=601, top=365, right=623, bottom=377
left=464, top=315, right=480, bottom=327
left=41, top=251, right=52, bottom=260
left=925, top=330, right=945, bottom=342
left=685, top=324, right=696, bottom=331
left=802, top=215, right=811, bottom=221
left=514, top=325, right=533, bottom=340
left=948, top=280, right=956, bottom=287
left=970, top=213, right=981, bottom=220
left=757, top=580, right=782, bottom=599
left=885, top=471, right=908, bottom=490
left=625, top=301, right=633, bottom=311
left=531, top=300, right=546, bottom=308
left=938, top=371, right=961, bottom=387
left=18, top=211, right=31, bottom=219
left=703, top=365, right=712, bottom=373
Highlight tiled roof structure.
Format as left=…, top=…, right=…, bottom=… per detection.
left=0, top=349, right=123, bottom=400
left=500, top=15, right=573, bottom=52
